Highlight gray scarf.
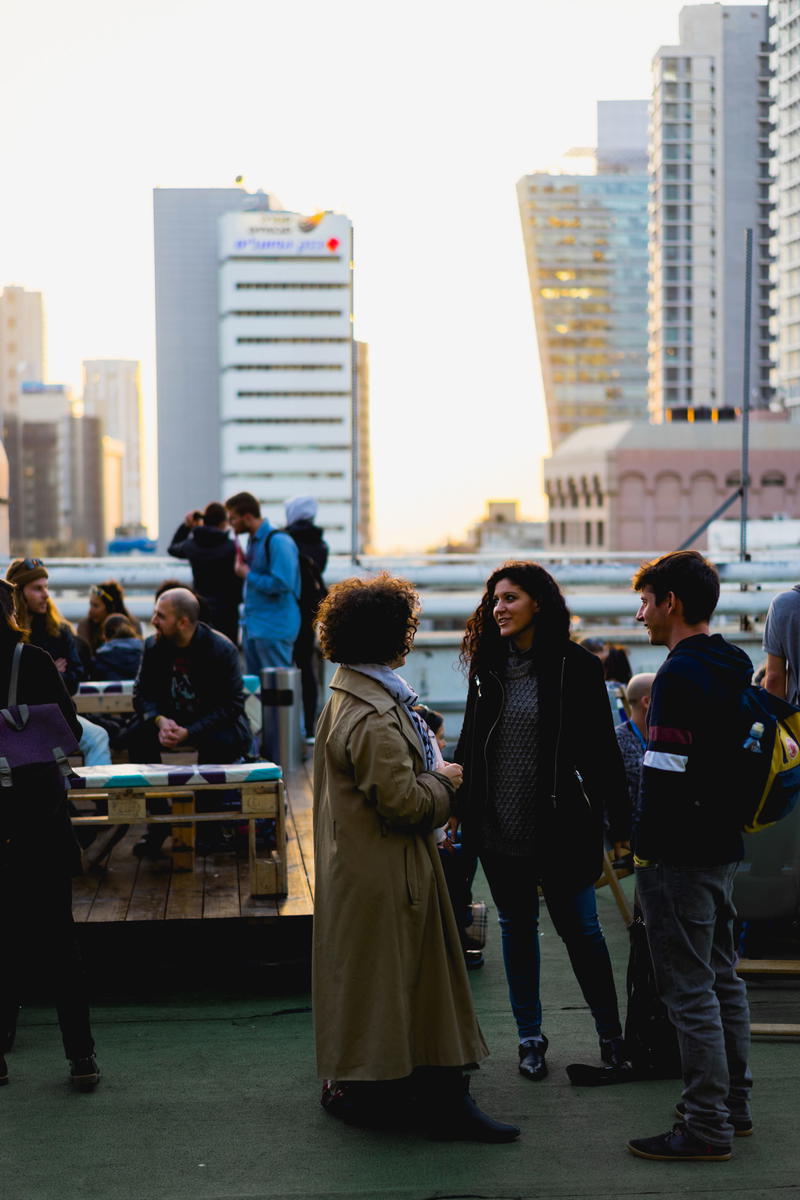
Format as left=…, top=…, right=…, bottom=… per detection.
left=348, top=664, right=439, bottom=772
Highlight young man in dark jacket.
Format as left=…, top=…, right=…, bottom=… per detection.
left=627, top=550, right=752, bottom=1163
left=130, top=588, right=252, bottom=857
left=167, top=502, right=242, bottom=644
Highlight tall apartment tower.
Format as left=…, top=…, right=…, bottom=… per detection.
left=517, top=101, right=650, bottom=447
left=0, top=286, right=46, bottom=534
left=770, top=0, right=800, bottom=413
left=154, top=188, right=276, bottom=546
left=82, top=359, right=145, bottom=529
left=218, top=207, right=356, bottom=552
left=355, top=340, right=373, bottom=554
left=155, top=188, right=367, bottom=553
left=649, top=4, right=773, bottom=423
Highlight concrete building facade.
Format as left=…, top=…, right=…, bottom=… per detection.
left=769, top=0, right=800, bottom=413
left=218, top=207, right=356, bottom=553
left=517, top=101, right=650, bottom=447
left=649, top=4, right=773, bottom=423
left=153, top=188, right=277, bottom=546
left=544, top=417, right=800, bottom=552
left=82, top=359, right=145, bottom=530
left=10, top=383, right=104, bottom=555
left=0, top=285, right=46, bottom=535
left=154, top=188, right=367, bottom=554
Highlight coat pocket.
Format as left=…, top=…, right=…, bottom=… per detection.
left=404, top=841, right=420, bottom=905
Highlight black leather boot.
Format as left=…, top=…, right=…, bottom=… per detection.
left=600, top=1035, right=631, bottom=1069
left=419, top=1069, right=521, bottom=1143
left=518, top=1035, right=548, bottom=1081
left=0, top=1054, right=8, bottom=1085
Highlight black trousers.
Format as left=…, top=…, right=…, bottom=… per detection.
left=127, top=725, right=249, bottom=852
left=293, top=627, right=321, bottom=739
left=0, top=869, right=94, bottom=1060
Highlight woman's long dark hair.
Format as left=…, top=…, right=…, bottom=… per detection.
left=0, top=580, right=26, bottom=649
left=460, top=560, right=571, bottom=676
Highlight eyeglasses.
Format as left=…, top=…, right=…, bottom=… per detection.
left=21, top=558, right=44, bottom=571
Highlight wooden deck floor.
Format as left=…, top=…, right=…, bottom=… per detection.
left=71, top=765, right=315, bottom=924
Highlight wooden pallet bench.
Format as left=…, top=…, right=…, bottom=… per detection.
left=75, top=675, right=262, bottom=716
left=68, top=761, right=286, bottom=897
left=737, top=958, right=800, bottom=1038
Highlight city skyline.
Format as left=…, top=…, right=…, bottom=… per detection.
left=1, top=0, right=753, bottom=552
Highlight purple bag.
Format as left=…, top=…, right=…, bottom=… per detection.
left=0, top=643, right=80, bottom=788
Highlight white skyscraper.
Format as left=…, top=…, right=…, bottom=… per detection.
left=218, top=208, right=355, bottom=552
left=154, top=188, right=365, bottom=553
left=770, top=0, right=800, bottom=413
left=82, top=359, right=144, bottom=529
left=649, top=5, right=772, bottom=423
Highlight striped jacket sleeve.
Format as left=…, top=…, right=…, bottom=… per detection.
left=633, top=664, right=696, bottom=861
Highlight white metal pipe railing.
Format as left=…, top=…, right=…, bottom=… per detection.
left=11, top=553, right=800, bottom=592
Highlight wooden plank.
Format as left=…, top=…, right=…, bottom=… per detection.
left=85, top=833, right=140, bottom=924
left=238, top=855, right=279, bottom=919
left=72, top=871, right=103, bottom=923
left=202, top=852, right=244, bottom=920
left=125, top=858, right=171, bottom=922
left=738, top=958, right=800, bottom=976
left=291, top=805, right=315, bottom=902
left=165, top=853, right=206, bottom=921
left=751, top=1023, right=800, bottom=1037
left=276, top=800, right=313, bottom=917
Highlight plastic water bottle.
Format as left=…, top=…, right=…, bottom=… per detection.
left=743, top=721, right=765, bottom=754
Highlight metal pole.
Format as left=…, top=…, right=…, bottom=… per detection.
left=739, top=228, right=753, bottom=632
left=740, top=228, right=753, bottom=564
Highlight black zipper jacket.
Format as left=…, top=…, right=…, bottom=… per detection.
left=455, top=639, right=629, bottom=888
left=633, top=633, right=753, bottom=866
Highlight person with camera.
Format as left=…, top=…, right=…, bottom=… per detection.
left=167, top=502, right=242, bottom=645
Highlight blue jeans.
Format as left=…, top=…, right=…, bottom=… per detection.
left=77, top=716, right=110, bottom=766
left=636, top=862, right=752, bottom=1149
left=244, top=636, right=294, bottom=673
left=481, top=853, right=622, bottom=1042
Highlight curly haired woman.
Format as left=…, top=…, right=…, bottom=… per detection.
left=456, top=561, right=630, bottom=1082
left=312, top=573, right=519, bottom=1142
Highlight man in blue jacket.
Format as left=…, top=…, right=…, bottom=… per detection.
left=225, top=491, right=301, bottom=674
left=627, top=550, right=752, bottom=1163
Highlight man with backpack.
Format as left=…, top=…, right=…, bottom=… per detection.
left=225, top=492, right=301, bottom=674
left=627, top=550, right=753, bottom=1163
left=284, top=496, right=328, bottom=741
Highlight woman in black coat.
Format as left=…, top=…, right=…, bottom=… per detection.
left=455, top=561, right=630, bottom=1083
left=0, top=579, right=99, bottom=1091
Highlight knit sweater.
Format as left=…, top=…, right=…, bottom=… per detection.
left=481, top=644, right=539, bottom=856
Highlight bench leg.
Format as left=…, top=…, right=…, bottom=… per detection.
left=170, top=793, right=196, bottom=873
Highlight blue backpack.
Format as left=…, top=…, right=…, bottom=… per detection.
left=737, top=686, right=800, bottom=834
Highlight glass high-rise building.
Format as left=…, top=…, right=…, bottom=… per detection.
left=517, top=101, right=650, bottom=447
left=649, top=4, right=772, bottom=423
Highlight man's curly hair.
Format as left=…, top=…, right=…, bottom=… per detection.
left=316, top=573, right=420, bottom=665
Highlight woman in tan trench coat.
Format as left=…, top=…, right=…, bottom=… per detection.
left=312, top=574, right=519, bottom=1142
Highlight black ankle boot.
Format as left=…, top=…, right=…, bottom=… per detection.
left=419, top=1069, right=521, bottom=1143
left=519, top=1035, right=548, bottom=1081
left=600, top=1035, right=631, bottom=1069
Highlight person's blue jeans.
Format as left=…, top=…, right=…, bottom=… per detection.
left=636, top=861, right=752, bottom=1149
left=77, top=716, right=110, bottom=766
left=244, top=636, right=294, bottom=674
left=480, top=852, right=622, bottom=1043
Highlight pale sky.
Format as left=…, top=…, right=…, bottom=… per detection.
left=2, top=0, right=721, bottom=551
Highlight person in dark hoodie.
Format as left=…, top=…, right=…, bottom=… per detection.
left=91, top=614, right=144, bottom=681
left=168, top=502, right=242, bottom=644
left=285, top=496, right=329, bottom=739
left=627, top=550, right=752, bottom=1164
